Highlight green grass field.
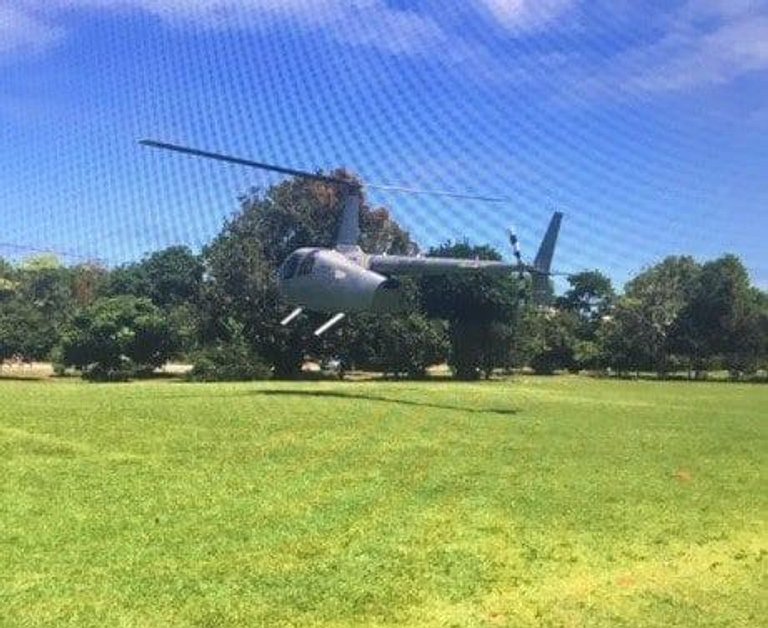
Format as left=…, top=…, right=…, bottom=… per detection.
left=1, top=377, right=766, bottom=627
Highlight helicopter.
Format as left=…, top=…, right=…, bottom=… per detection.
left=140, top=140, right=563, bottom=336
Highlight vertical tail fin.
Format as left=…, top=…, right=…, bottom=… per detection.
left=530, top=212, right=563, bottom=306
left=533, top=211, right=563, bottom=274
left=335, top=189, right=361, bottom=250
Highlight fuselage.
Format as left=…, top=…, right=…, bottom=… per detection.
left=277, top=247, right=406, bottom=313
left=277, top=246, right=518, bottom=314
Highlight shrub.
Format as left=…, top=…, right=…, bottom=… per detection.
left=188, top=342, right=271, bottom=382
left=58, top=296, right=177, bottom=380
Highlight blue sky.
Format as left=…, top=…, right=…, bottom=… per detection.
left=1, top=0, right=767, bottom=290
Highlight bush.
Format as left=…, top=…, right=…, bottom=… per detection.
left=57, top=295, right=178, bottom=380
left=82, top=360, right=133, bottom=382
left=189, top=342, right=271, bottom=382
left=344, top=313, right=448, bottom=379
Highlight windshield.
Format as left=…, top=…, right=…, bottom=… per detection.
left=279, top=252, right=302, bottom=280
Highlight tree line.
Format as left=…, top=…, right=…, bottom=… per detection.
left=1, top=174, right=766, bottom=381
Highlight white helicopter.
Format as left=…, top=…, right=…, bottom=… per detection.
left=141, top=140, right=563, bottom=336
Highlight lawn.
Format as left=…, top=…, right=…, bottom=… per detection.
left=1, top=376, right=766, bottom=627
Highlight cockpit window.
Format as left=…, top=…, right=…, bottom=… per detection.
left=280, top=252, right=301, bottom=280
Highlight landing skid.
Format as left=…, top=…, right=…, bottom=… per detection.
left=280, top=307, right=303, bottom=326
left=314, top=313, right=345, bottom=336
left=280, top=308, right=346, bottom=336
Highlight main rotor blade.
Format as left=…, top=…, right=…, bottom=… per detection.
left=366, top=183, right=507, bottom=203
left=139, top=139, right=353, bottom=186
left=139, top=139, right=508, bottom=203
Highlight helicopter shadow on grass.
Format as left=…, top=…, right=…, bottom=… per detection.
left=253, top=389, right=519, bottom=416
left=0, top=375, right=48, bottom=382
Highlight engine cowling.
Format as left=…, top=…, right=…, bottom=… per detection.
left=371, top=277, right=407, bottom=313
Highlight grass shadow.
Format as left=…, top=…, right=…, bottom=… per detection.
left=255, top=389, right=519, bottom=416
left=0, top=375, right=49, bottom=382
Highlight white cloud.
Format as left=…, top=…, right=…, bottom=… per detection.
left=477, top=0, right=576, bottom=32
left=49, top=0, right=351, bottom=28
left=628, top=16, right=768, bottom=92
left=3, top=0, right=578, bottom=64
left=679, top=0, right=764, bottom=22
left=2, top=0, right=456, bottom=60
left=5, top=0, right=767, bottom=95
left=44, top=0, right=577, bottom=33
left=0, top=3, right=63, bottom=57
left=552, top=0, right=768, bottom=99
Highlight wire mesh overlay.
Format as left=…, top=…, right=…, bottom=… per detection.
left=1, top=2, right=766, bottom=289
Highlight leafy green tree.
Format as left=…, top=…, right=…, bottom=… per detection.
left=673, top=255, right=765, bottom=378
left=201, top=202, right=309, bottom=378
left=103, top=246, right=203, bottom=308
left=0, top=256, right=15, bottom=279
left=0, top=258, right=16, bottom=302
left=0, top=299, right=52, bottom=362
left=526, top=309, right=580, bottom=374
left=103, top=246, right=203, bottom=356
left=17, top=255, right=75, bottom=321
left=70, top=263, right=108, bottom=308
left=558, top=270, right=614, bottom=323
left=554, top=270, right=615, bottom=370
left=0, top=255, right=78, bottom=361
left=618, top=256, right=701, bottom=376
left=19, top=254, right=61, bottom=272
left=102, top=263, right=151, bottom=301
left=0, top=257, right=108, bottom=364
left=730, top=289, right=768, bottom=377
left=342, top=313, right=448, bottom=378
left=58, top=296, right=177, bottom=380
left=189, top=318, right=271, bottom=381
left=420, top=241, right=520, bottom=379
left=596, top=297, right=655, bottom=375
left=142, top=246, right=204, bottom=309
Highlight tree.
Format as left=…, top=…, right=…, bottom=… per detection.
left=103, top=247, right=204, bottom=357
left=58, top=296, right=177, bottom=380
left=103, top=246, right=203, bottom=309
left=0, top=299, right=52, bottom=363
left=729, top=288, right=768, bottom=377
left=188, top=318, right=271, bottom=381
left=597, top=296, right=656, bottom=375
left=526, top=309, right=580, bottom=374
left=420, top=241, right=520, bottom=379
left=0, top=278, right=15, bottom=302
left=558, top=270, right=614, bottom=323
left=0, top=258, right=17, bottom=303
left=554, top=270, right=615, bottom=370
left=0, top=255, right=78, bottom=361
left=342, top=313, right=448, bottom=378
left=619, top=256, right=701, bottom=376
left=17, top=255, right=76, bottom=322
left=674, top=255, right=765, bottom=378
left=70, top=263, right=108, bottom=308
